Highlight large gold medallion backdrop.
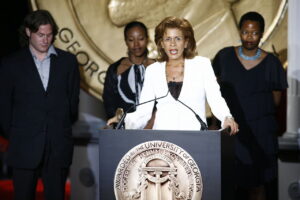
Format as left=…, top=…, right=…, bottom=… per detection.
left=30, top=0, right=287, bottom=100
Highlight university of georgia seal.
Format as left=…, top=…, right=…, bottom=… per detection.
left=114, top=140, right=203, bottom=200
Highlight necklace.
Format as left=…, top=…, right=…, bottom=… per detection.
left=166, top=62, right=184, bottom=82
left=167, top=73, right=183, bottom=81
left=128, top=56, right=147, bottom=66
left=238, top=46, right=261, bottom=60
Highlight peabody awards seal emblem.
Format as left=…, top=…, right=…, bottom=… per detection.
left=114, top=141, right=202, bottom=200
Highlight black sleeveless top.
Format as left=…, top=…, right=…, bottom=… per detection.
left=168, top=81, right=183, bottom=99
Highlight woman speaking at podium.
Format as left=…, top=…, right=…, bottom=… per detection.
left=109, top=16, right=238, bottom=135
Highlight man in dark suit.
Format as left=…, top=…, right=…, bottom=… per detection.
left=0, top=10, right=80, bottom=200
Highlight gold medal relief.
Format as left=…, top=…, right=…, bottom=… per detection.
left=30, top=0, right=287, bottom=100
left=114, top=141, right=202, bottom=200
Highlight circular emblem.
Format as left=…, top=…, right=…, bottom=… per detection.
left=30, top=0, right=287, bottom=100
left=114, top=140, right=202, bottom=200
left=288, top=182, right=300, bottom=199
left=78, top=167, right=95, bottom=187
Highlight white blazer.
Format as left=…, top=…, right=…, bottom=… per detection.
left=125, top=56, right=232, bottom=130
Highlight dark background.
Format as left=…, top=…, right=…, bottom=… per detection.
left=0, top=0, right=30, bottom=178
left=0, top=0, right=30, bottom=57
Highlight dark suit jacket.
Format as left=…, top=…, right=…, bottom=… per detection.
left=0, top=47, right=80, bottom=169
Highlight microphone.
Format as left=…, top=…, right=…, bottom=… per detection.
left=176, top=99, right=208, bottom=131
left=115, top=90, right=170, bottom=129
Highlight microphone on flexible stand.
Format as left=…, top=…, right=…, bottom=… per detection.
left=176, top=99, right=208, bottom=131
left=115, top=90, right=170, bottom=130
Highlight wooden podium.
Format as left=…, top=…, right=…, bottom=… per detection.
left=98, top=129, right=234, bottom=200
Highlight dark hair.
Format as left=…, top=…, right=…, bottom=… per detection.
left=155, top=16, right=197, bottom=62
left=124, top=21, right=149, bottom=40
left=239, top=11, right=265, bottom=33
left=19, top=10, right=58, bottom=47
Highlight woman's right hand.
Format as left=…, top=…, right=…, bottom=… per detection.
left=106, top=116, right=119, bottom=126
left=106, top=108, right=124, bottom=126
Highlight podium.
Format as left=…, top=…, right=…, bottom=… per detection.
left=98, top=129, right=234, bottom=200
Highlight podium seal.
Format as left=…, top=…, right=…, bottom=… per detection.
left=114, top=140, right=202, bottom=200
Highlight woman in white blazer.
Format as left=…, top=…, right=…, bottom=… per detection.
left=109, top=16, right=239, bottom=134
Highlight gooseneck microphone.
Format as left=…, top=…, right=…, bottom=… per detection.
left=176, top=99, right=208, bottom=131
left=115, top=91, right=170, bottom=129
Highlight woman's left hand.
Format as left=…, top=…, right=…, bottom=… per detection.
left=222, top=116, right=239, bottom=135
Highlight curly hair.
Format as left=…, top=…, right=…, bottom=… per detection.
left=19, top=10, right=58, bottom=47
left=239, top=11, right=265, bottom=33
left=155, top=16, right=197, bottom=62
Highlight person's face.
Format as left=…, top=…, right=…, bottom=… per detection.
left=125, top=26, right=148, bottom=57
left=26, top=24, right=53, bottom=57
left=240, top=20, right=263, bottom=50
left=161, top=28, right=188, bottom=61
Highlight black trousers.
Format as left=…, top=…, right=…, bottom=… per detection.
left=12, top=133, right=69, bottom=200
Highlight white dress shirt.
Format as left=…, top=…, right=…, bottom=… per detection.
left=30, top=45, right=57, bottom=90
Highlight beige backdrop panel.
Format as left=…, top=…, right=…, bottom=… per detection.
left=30, top=0, right=287, bottom=100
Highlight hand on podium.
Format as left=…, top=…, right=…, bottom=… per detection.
left=106, top=108, right=124, bottom=128
left=222, top=116, right=239, bottom=135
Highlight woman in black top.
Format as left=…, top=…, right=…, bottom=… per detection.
left=103, top=21, right=155, bottom=119
left=213, top=12, right=288, bottom=200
